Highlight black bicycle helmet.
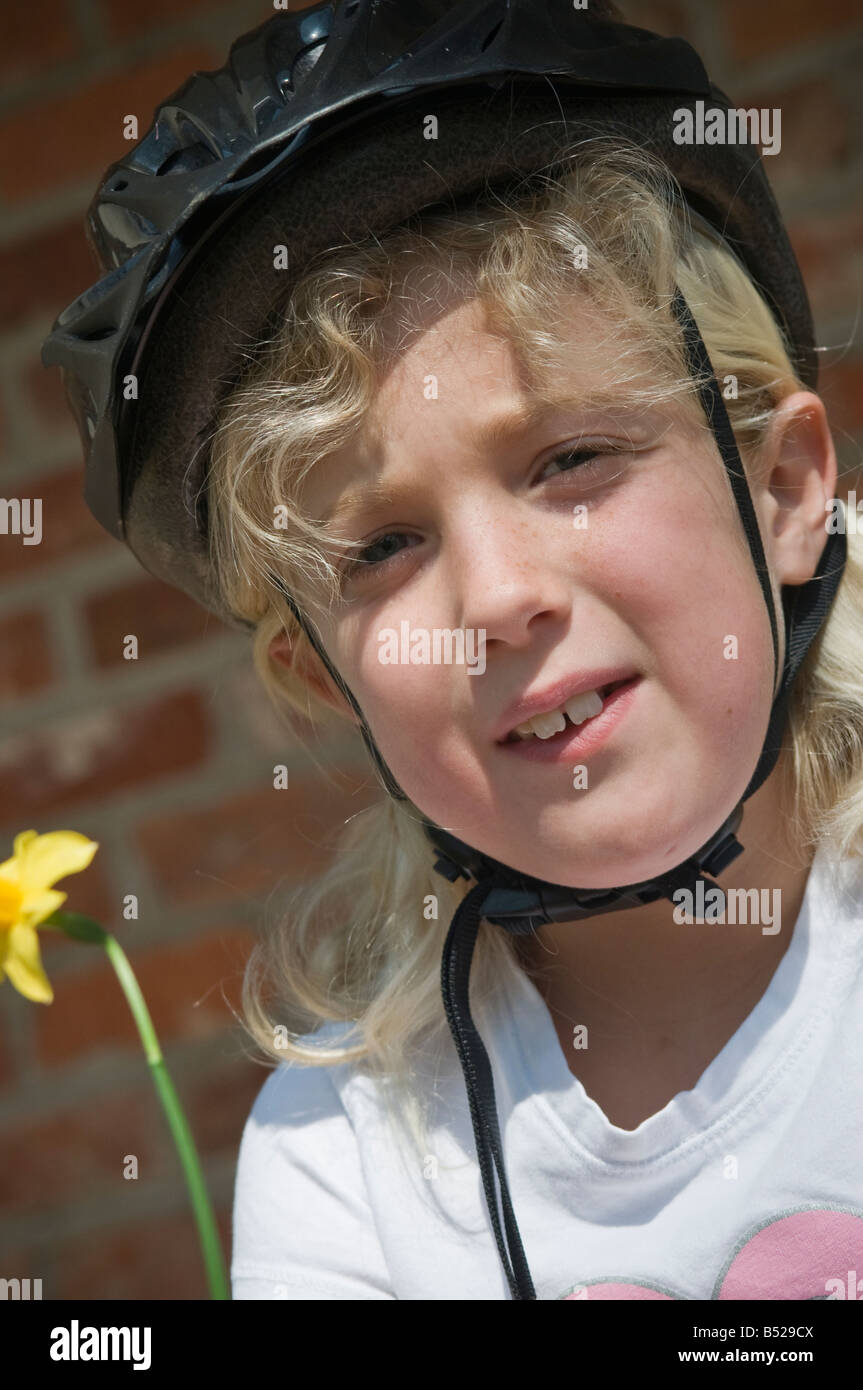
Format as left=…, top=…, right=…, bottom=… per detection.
left=41, top=0, right=847, bottom=1300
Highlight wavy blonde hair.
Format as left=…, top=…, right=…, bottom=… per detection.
left=206, top=135, right=863, bottom=1163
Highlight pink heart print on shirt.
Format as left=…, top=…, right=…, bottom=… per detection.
left=557, top=1206, right=863, bottom=1300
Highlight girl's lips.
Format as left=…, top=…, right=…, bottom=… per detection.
left=497, top=675, right=642, bottom=761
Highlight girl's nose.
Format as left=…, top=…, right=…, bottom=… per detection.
left=451, top=505, right=573, bottom=649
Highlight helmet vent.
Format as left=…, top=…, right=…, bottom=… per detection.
left=158, top=142, right=217, bottom=177
left=289, top=40, right=327, bottom=94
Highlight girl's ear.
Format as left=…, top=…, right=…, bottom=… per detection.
left=268, top=630, right=360, bottom=725
left=761, top=391, right=839, bottom=587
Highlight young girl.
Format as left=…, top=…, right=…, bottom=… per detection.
left=219, top=145, right=863, bottom=1298
left=42, top=1, right=863, bottom=1301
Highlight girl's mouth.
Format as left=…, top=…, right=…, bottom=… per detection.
left=498, top=676, right=642, bottom=762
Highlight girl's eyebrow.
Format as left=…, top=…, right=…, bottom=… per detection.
left=323, top=480, right=405, bottom=527
left=322, top=391, right=647, bottom=526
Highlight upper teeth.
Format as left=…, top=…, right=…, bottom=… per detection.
left=512, top=688, right=606, bottom=740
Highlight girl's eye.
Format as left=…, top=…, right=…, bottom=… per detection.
left=339, top=445, right=621, bottom=584
left=537, top=446, right=609, bottom=483
left=340, top=530, right=420, bottom=580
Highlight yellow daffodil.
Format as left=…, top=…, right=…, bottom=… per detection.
left=0, top=828, right=228, bottom=1298
left=0, top=829, right=99, bottom=1004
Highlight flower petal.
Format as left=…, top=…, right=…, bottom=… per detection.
left=3, top=923, right=53, bottom=1003
left=15, top=831, right=99, bottom=895
left=0, top=830, right=38, bottom=883
left=18, top=889, right=67, bottom=928
left=0, top=875, right=23, bottom=926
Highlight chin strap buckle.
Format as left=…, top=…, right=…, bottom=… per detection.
left=698, top=802, right=746, bottom=879
left=428, top=826, right=501, bottom=886
left=432, top=852, right=471, bottom=884
left=641, top=803, right=747, bottom=914
left=701, top=832, right=745, bottom=879
left=654, top=807, right=746, bottom=912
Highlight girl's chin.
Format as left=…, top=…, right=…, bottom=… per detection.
left=489, top=856, right=665, bottom=889
left=486, top=813, right=736, bottom=888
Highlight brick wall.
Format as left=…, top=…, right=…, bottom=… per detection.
left=1, top=0, right=861, bottom=1300
left=0, top=0, right=375, bottom=1301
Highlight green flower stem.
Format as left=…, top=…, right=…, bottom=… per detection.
left=44, top=911, right=230, bottom=1300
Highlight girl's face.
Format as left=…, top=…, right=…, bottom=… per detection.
left=295, top=293, right=788, bottom=889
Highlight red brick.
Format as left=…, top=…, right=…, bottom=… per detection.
left=103, top=0, right=259, bottom=41
left=34, top=924, right=257, bottom=1067
left=51, top=1204, right=232, bottom=1299
left=0, top=1247, right=43, bottom=1286
left=24, top=356, right=79, bottom=432
left=182, top=1051, right=265, bottom=1156
left=0, top=3, right=81, bottom=80
left=0, top=48, right=220, bottom=204
left=614, top=0, right=693, bottom=39
left=0, top=465, right=114, bottom=578
left=135, top=773, right=379, bottom=907
left=790, top=207, right=863, bottom=329
left=0, top=610, right=55, bottom=699
left=0, top=690, right=212, bottom=822
left=0, top=1017, right=13, bottom=1091
left=820, top=359, right=863, bottom=439
left=0, top=1084, right=162, bottom=1210
left=0, top=219, right=96, bottom=330
left=83, top=574, right=230, bottom=668
left=737, top=78, right=851, bottom=191
left=725, top=0, right=863, bottom=62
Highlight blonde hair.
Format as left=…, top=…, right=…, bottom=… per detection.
left=206, top=136, right=863, bottom=1162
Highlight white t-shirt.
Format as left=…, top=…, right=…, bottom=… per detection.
left=231, top=843, right=863, bottom=1300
